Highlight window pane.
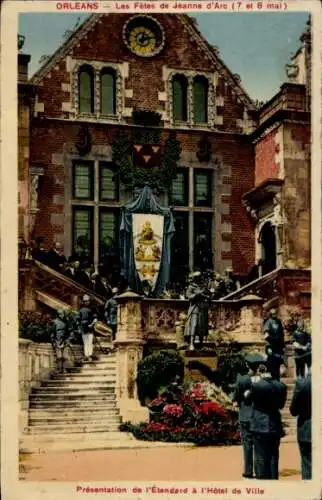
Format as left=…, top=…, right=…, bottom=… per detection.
left=101, top=70, right=116, bottom=115
left=194, top=213, right=212, bottom=271
left=194, top=171, right=212, bottom=207
left=73, top=162, right=93, bottom=200
left=79, top=68, right=94, bottom=113
left=170, top=170, right=188, bottom=206
left=100, top=163, right=118, bottom=201
left=99, top=210, right=119, bottom=280
left=170, top=213, right=189, bottom=287
left=173, top=76, right=187, bottom=122
left=72, top=208, right=93, bottom=259
left=193, top=77, right=208, bottom=123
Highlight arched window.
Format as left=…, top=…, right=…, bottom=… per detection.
left=172, top=74, right=188, bottom=122
left=78, top=65, right=94, bottom=113
left=100, top=68, right=117, bottom=115
left=193, top=76, right=208, bottom=123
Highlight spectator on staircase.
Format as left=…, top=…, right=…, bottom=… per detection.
left=76, top=294, right=98, bottom=362
left=51, top=308, right=73, bottom=373
left=104, top=288, right=119, bottom=341
left=263, top=308, right=285, bottom=380
left=292, top=318, right=311, bottom=378
left=31, top=237, right=48, bottom=264
left=290, top=350, right=312, bottom=480
left=47, top=242, right=66, bottom=271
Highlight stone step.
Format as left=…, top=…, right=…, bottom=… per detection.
left=40, top=380, right=116, bottom=388
left=31, top=387, right=116, bottom=395
left=57, top=368, right=116, bottom=378
left=28, top=424, right=121, bottom=434
left=29, top=415, right=121, bottom=425
left=30, top=400, right=117, bottom=409
left=49, top=376, right=117, bottom=383
left=29, top=404, right=119, bottom=414
left=30, top=393, right=116, bottom=402
left=29, top=407, right=120, bottom=417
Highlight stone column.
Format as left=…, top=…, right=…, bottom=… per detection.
left=236, top=294, right=265, bottom=344
left=114, top=291, right=149, bottom=423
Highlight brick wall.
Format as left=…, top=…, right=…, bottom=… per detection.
left=254, top=128, right=280, bottom=185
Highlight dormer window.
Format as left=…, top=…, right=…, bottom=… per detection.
left=172, top=74, right=188, bottom=122
left=193, top=75, right=208, bottom=124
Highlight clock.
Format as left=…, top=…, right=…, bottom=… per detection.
left=123, top=16, right=165, bottom=58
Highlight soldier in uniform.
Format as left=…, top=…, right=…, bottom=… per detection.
left=248, top=362, right=287, bottom=479
left=233, top=352, right=265, bottom=479
left=76, top=295, right=98, bottom=361
left=104, top=287, right=119, bottom=341
left=292, top=318, right=311, bottom=378
left=263, top=308, right=285, bottom=380
left=51, top=308, right=73, bottom=373
left=290, top=351, right=312, bottom=479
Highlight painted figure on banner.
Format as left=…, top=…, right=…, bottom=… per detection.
left=132, top=214, right=164, bottom=294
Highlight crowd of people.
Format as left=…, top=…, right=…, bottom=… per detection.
left=50, top=292, right=118, bottom=367
left=233, top=309, right=312, bottom=481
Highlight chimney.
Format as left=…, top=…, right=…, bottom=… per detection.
left=18, top=53, right=31, bottom=83
left=18, top=34, right=31, bottom=83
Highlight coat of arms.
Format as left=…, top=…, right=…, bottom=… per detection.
left=132, top=214, right=164, bottom=291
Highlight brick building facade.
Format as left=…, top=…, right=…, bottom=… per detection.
left=20, top=13, right=311, bottom=288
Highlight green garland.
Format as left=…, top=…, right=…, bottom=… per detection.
left=112, top=129, right=181, bottom=192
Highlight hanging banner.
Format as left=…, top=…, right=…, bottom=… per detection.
left=132, top=213, right=164, bottom=291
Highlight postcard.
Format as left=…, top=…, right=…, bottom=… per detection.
left=1, top=0, right=322, bottom=499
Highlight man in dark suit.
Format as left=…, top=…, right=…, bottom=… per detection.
left=290, top=351, right=312, bottom=479
left=248, top=362, right=287, bottom=479
left=233, top=352, right=265, bottom=479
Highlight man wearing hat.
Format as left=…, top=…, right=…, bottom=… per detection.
left=76, top=295, right=98, bottom=361
left=51, top=308, right=73, bottom=373
left=104, top=288, right=119, bottom=341
left=233, top=352, right=265, bottom=479
left=263, top=308, right=285, bottom=380
left=292, top=318, right=311, bottom=378
left=248, top=361, right=287, bottom=479
left=290, top=350, right=312, bottom=479
left=184, top=271, right=211, bottom=350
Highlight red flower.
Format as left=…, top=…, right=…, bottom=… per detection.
left=163, top=404, right=184, bottom=418
left=198, top=401, right=227, bottom=417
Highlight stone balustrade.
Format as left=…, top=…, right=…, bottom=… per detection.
left=19, top=339, right=83, bottom=433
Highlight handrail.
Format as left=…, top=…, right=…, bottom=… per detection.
left=220, top=268, right=280, bottom=301
left=34, top=260, right=105, bottom=305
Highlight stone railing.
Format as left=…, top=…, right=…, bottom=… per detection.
left=19, top=339, right=83, bottom=433
left=114, top=291, right=266, bottom=423
left=141, top=295, right=264, bottom=345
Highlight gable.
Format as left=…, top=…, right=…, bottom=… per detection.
left=31, top=13, right=255, bottom=111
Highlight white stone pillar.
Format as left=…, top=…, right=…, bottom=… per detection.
left=114, top=291, right=149, bottom=423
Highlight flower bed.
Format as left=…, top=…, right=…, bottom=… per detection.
left=120, top=381, right=240, bottom=446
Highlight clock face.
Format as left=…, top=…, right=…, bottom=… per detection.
left=123, top=16, right=165, bottom=58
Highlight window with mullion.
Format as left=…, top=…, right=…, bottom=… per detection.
left=72, top=206, right=94, bottom=260
left=99, top=163, right=119, bottom=201
left=169, top=169, right=188, bottom=206
left=194, top=170, right=212, bottom=207
left=73, top=161, right=94, bottom=200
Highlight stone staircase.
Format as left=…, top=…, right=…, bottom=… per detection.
left=27, top=352, right=122, bottom=436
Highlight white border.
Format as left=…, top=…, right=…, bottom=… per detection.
left=1, top=1, right=322, bottom=499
